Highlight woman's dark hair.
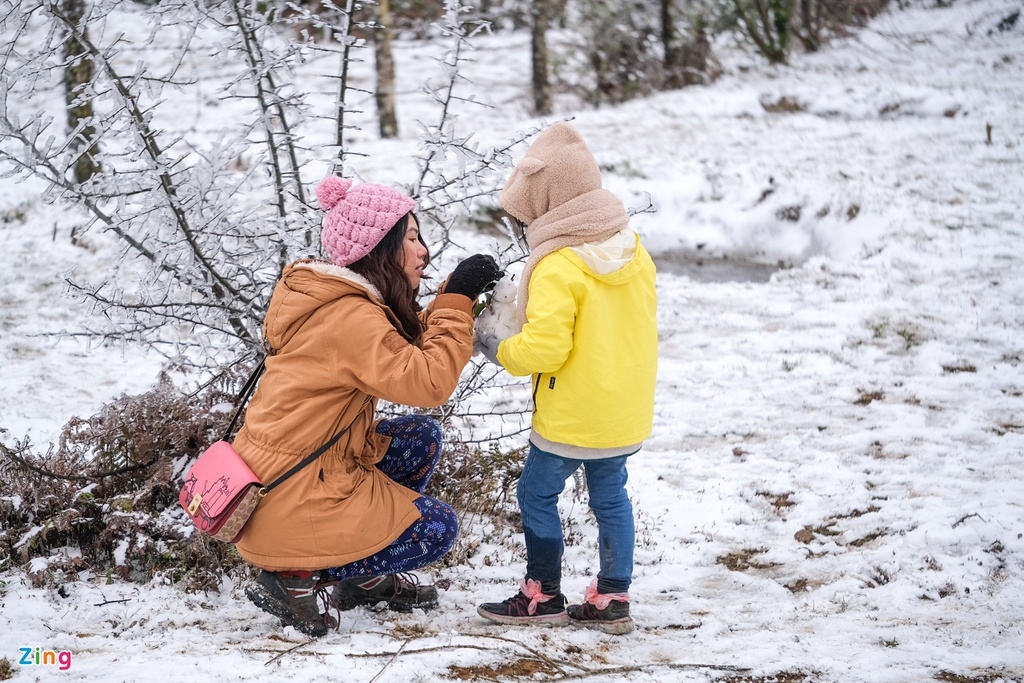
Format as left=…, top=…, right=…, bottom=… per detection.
left=349, top=212, right=429, bottom=344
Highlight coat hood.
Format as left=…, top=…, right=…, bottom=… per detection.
left=569, top=228, right=638, bottom=278
left=263, top=260, right=381, bottom=352
left=499, top=122, right=605, bottom=224
left=498, top=122, right=632, bottom=326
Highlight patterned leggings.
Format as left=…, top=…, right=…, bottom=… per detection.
left=325, top=415, right=459, bottom=580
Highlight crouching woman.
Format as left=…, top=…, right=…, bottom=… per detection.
left=234, top=176, right=500, bottom=637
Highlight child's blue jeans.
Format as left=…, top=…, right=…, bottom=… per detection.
left=325, top=415, right=458, bottom=580
left=517, top=442, right=635, bottom=595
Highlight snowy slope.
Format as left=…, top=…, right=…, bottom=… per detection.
left=1, top=0, right=1023, bottom=680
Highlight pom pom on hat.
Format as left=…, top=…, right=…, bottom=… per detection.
left=317, top=176, right=416, bottom=267
left=317, top=175, right=352, bottom=211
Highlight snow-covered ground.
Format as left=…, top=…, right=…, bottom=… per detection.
left=2, top=0, right=1023, bottom=680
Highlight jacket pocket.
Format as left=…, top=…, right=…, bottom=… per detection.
left=361, top=430, right=392, bottom=467
left=530, top=373, right=559, bottom=414
left=531, top=373, right=543, bottom=413
left=319, top=456, right=362, bottom=498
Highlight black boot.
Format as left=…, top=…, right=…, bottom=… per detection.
left=331, top=574, right=439, bottom=612
left=245, top=570, right=330, bottom=638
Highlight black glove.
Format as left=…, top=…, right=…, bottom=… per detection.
left=444, top=254, right=502, bottom=300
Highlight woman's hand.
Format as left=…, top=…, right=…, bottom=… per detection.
left=443, top=254, right=502, bottom=300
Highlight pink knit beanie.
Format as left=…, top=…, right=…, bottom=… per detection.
left=317, top=176, right=416, bottom=267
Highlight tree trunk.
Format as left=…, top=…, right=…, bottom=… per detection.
left=530, top=0, right=552, bottom=116
left=733, top=0, right=790, bottom=64
left=374, top=0, right=399, bottom=139
left=335, top=0, right=357, bottom=165
left=798, top=0, right=821, bottom=52
left=61, top=0, right=101, bottom=185
left=661, top=0, right=679, bottom=88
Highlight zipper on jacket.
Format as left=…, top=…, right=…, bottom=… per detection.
left=530, top=374, right=557, bottom=413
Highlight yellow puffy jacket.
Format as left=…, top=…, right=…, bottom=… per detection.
left=497, top=234, right=658, bottom=449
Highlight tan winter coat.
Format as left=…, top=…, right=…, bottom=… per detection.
left=233, top=259, right=474, bottom=572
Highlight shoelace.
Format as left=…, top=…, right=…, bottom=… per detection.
left=391, top=572, right=420, bottom=595
left=316, top=583, right=339, bottom=630
left=520, top=578, right=557, bottom=615
left=583, top=578, right=629, bottom=610
left=313, top=577, right=342, bottom=630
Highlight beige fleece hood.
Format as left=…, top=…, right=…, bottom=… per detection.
left=498, top=122, right=631, bottom=325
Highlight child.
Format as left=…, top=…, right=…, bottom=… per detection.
left=476, top=122, right=658, bottom=635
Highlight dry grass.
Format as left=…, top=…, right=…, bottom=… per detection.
left=935, top=671, right=1022, bottom=683
left=716, top=548, right=779, bottom=573
left=0, top=366, right=255, bottom=591
left=449, top=657, right=559, bottom=680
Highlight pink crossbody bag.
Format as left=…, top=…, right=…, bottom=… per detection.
left=178, top=357, right=357, bottom=543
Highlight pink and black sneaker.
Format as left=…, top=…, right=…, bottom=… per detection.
left=566, top=579, right=633, bottom=635
left=477, top=578, right=569, bottom=626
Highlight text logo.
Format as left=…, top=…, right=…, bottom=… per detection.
left=18, top=647, right=73, bottom=671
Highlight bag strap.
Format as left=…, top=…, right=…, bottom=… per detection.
left=259, top=411, right=360, bottom=496
left=221, top=355, right=267, bottom=442
left=222, top=355, right=369, bottom=497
